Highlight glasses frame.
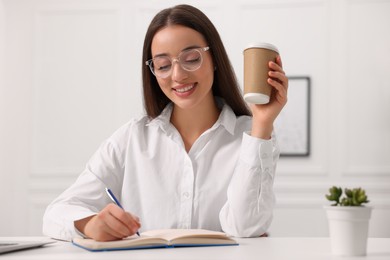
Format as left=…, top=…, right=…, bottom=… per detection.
left=145, top=46, right=210, bottom=79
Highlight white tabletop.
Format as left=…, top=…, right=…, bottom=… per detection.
left=1, top=237, right=389, bottom=260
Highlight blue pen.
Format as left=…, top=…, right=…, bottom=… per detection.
left=105, top=187, right=140, bottom=236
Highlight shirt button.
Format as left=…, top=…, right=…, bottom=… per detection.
left=261, top=153, right=268, bottom=159
left=183, top=192, right=189, bottom=198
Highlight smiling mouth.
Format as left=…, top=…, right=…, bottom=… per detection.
left=174, top=84, right=196, bottom=93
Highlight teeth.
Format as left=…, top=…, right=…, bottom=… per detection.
left=175, top=84, right=195, bottom=93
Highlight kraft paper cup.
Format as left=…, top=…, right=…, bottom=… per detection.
left=243, top=43, right=279, bottom=104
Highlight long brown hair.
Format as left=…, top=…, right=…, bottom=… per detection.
left=142, top=4, right=251, bottom=118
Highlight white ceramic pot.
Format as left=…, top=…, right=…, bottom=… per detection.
left=324, top=206, right=372, bottom=256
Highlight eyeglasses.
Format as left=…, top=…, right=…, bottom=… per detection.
left=145, top=46, right=210, bottom=79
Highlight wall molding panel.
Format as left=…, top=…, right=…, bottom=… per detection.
left=340, top=0, right=390, bottom=178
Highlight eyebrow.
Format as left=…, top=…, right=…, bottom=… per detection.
left=153, top=45, right=202, bottom=58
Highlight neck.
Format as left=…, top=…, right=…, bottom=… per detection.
left=170, top=97, right=220, bottom=152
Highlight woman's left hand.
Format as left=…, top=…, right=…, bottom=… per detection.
left=250, top=55, right=288, bottom=139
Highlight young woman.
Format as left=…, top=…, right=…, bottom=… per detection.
left=43, top=4, right=288, bottom=242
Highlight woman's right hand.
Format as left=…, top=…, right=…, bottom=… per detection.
left=74, top=203, right=141, bottom=241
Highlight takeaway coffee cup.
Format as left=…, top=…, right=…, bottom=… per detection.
left=243, top=43, right=279, bottom=104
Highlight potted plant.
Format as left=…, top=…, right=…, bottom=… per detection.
left=324, top=186, right=372, bottom=256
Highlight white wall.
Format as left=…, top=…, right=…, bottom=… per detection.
left=0, top=0, right=389, bottom=237
left=0, top=0, right=9, bottom=233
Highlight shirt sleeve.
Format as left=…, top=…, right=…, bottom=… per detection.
left=42, top=138, right=125, bottom=241
left=219, top=131, right=279, bottom=237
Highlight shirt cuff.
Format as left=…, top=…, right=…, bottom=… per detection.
left=239, top=131, right=273, bottom=168
left=74, top=226, right=88, bottom=238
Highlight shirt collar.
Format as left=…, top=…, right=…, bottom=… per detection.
left=214, top=97, right=236, bottom=135
left=146, top=97, right=237, bottom=135
left=146, top=103, right=174, bottom=134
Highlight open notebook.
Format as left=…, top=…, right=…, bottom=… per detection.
left=73, top=229, right=238, bottom=251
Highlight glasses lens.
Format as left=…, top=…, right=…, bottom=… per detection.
left=180, top=49, right=202, bottom=71
left=152, top=57, right=172, bottom=78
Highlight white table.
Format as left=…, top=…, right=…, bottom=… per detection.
left=1, top=237, right=389, bottom=260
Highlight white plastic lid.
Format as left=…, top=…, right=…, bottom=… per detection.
left=244, top=93, right=270, bottom=104
left=244, top=42, right=279, bottom=53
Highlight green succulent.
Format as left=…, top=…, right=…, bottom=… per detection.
left=325, top=186, right=342, bottom=206
left=325, top=186, right=369, bottom=206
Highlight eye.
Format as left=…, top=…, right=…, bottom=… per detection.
left=182, top=50, right=201, bottom=64
left=157, top=64, right=171, bottom=71
left=153, top=57, right=171, bottom=71
left=185, top=57, right=200, bottom=64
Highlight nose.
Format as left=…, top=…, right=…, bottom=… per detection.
left=171, top=59, right=188, bottom=81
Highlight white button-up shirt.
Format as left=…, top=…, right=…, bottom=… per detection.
left=43, top=100, right=279, bottom=241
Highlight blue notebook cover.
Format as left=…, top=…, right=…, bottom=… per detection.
left=72, top=242, right=239, bottom=252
